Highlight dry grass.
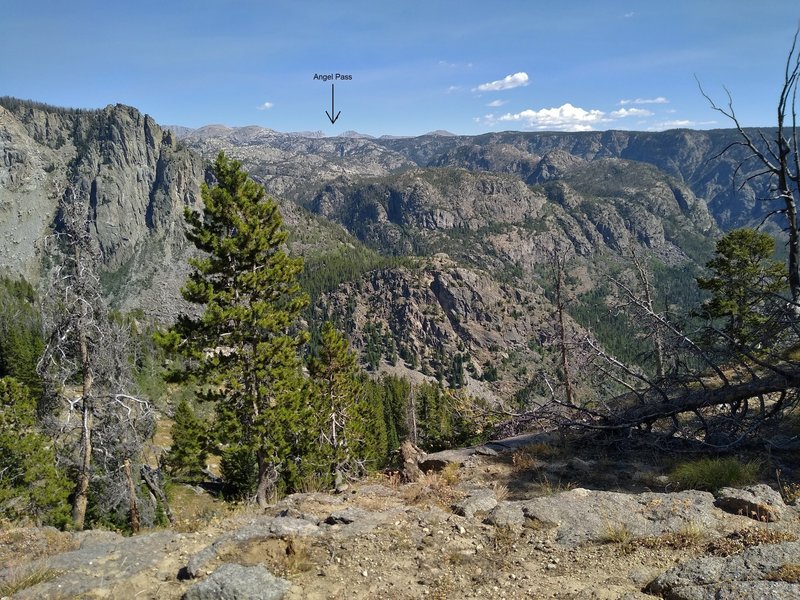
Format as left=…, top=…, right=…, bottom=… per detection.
left=766, top=563, right=800, bottom=584
left=677, top=520, right=708, bottom=543
left=706, top=527, right=798, bottom=557
left=222, top=536, right=317, bottom=576
left=169, top=484, right=244, bottom=533
left=0, top=526, right=77, bottom=568
left=439, top=462, right=460, bottom=486
left=0, top=563, right=61, bottom=596
left=492, top=483, right=509, bottom=502
left=535, top=475, right=575, bottom=496
left=634, top=521, right=710, bottom=551
left=401, top=471, right=466, bottom=509
left=600, top=523, right=634, bottom=545
left=511, top=443, right=560, bottom=473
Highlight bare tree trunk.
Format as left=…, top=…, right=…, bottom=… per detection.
left=399, top=439, right=423, bottom=483
left=123, top=458, right=140, bottom=533
left=73, top=399, right=92, bottom=530
left=141, top=466, right=175, bottom=525
left=255, top=451, right=275, bottom=509
left=700, top=29, right=800, bottom=303
left=73, top=320, right=94, bottom=530
left=552, top=246, right=576, bottom=406
left=408, top=387, right=418, bottom=445
left=631, top=250, right=665, bottom=378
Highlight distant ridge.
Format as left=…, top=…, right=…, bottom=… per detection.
left=339, top=130, right=375, bottom=139
left=424, top=129, right=456, bottom=137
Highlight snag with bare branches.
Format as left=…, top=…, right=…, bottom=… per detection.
left=37, top=184, right=154, bottom=530
left=699, top=27, right=800, bottom=304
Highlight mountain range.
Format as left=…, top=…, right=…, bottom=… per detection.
left=0, top=97, right=781, bottom=402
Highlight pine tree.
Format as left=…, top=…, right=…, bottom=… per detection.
left=697, top=228, right=788, bottom=348
left=0, top=377, right=71, bottom=526
left=165, top=399, right=208, bottom=480
left=0, top=277, right=44, bottom=396
left=308, top=322, right=383, bottom=483
left=159, top=152, right=309, bottom=507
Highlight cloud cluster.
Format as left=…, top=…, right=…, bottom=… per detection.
left=495, top=103, right=603, bottom=131
left=477, top=101, right=660, bottom=132
left=257, top=102, right=274, bottom=110
left=474, top=72, right=529, bottom=92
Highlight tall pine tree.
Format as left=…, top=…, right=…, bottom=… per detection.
left=159, top=152, right=308, bottom=507
left=307, top=322, right=386, bottom=484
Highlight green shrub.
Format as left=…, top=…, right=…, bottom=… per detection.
left=670, top=457, right=760, bottom=492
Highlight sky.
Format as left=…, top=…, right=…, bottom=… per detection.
left=2, top=1, right=799, bottom=136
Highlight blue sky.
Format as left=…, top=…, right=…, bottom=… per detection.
left=2, top=1, right=798, bottom=136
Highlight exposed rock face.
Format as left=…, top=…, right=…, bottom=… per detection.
left=3, top=530, right=184, bottom=599
left=175, top=123, right=774, bottom=232
left=307, top=158, right=715, bottom=272
left=315, top=257, right=585, bottom=401
left=714, top=484, right=788, bottom=522
left=0, top=99, right=205, bottom=318
left=182, top=563, right=290, bottom=600
left=519, top=488, right=726, bottom=547
left=3, top=466, right=798, bottom=599
left=376, top=128, right=780, bottom=231
left=311, top=168, right=546, bottom=236
left=646, top=541, right=800, bottom=600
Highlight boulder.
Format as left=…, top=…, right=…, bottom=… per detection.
left=714, top=484, right=786, bottom=522
left=646, top=541, right=800, bottom=599
left=484, top=501, right=525, bottom=527
left=452, top=489, right=497, bottom=519
left=182, top=563, right=290, bottom=600
left=520, top=488, right=722, bottom=546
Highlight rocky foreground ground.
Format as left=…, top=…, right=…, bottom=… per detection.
left=1, top=437, right=799, bottom=600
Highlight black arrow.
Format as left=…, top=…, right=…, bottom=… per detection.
left=325, top=83, right=341, bottom=124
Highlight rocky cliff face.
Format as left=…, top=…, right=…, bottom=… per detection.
left=315, top=256, right=587, bottom=402
left=307, top=158, right=715, bottom=283
left=0, top=99, right=205, bottom=317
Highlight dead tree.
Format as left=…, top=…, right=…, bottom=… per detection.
left=611, top=249, right=667, bottom=379
left=565, top=280, right=800, bottom=449
left=700, top=27, right=800, bottom=305
left=548, top=242, right=576, bottom=406
left=38, top=184, right=153, bottom=530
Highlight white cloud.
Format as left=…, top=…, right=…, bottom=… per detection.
left=610, top=107, right=653, bottom=118
left=495, top=103, right=606, bottom=131
left=474, top=72, right=529, bottom=92
left=623, top=11, right=635, bottom=18
left=619, top=96, right=669, bottom=106
left=487, top=99, right=507, bottom=107
left=446, top=85, right=463, bottom=93
left=257, top=102, right=274, bottom=110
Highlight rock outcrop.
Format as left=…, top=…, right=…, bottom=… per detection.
left=647, top=541, right=800, bottom=600
left=0, top=98, right=205, bottom=318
